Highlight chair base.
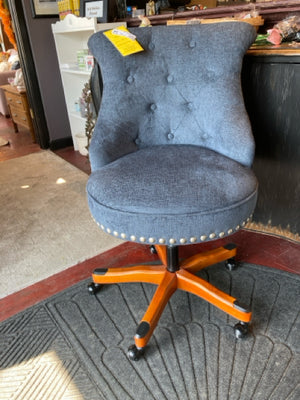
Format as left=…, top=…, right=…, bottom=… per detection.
left=89, top=243, right=252, bottom=360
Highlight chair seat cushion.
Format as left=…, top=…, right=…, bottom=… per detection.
left=87, top=145, right=258, bottom=245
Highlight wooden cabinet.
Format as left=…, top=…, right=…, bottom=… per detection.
left=51, top=14, right=125, bottom=150
left=242, top=52, right=300, bottom=237
left=2, top=84, right=35, bottom=142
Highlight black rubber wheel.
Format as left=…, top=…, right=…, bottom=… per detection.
left=87, top=282, right=101, bottom=295
left=150, top=245, right=157, bottom=254
left=234, top=322, right=249, bottom=339
left=127, top=344, right=144, bottom=361
left=225, top=257, right=238, bottom=271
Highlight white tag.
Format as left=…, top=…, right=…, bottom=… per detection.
left=112, top=28, right=136, bottom=41
left=85, top=1, right=103, bottom=18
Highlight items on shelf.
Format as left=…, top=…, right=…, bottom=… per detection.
left=77, top=50, right=94, bottom=71
left=57, top=0, right=80, bottom=20
left=6, top=68, right=25, bottom=92
left=77, top=49, right=88, bottom=69
left=254, top=15, right=300, bottom=46
left=146, top=0, right=155, bottom=16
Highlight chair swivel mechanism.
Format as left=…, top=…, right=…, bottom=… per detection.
left=86, top=23, right=258, bottom=360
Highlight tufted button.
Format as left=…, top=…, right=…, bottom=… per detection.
left=167, top=74, right=174, bottom=83
left=187, top=102, right=194, bottom=111
left=148, top=42, right=155, bottom=50
left=135, top=138, right=141, bottom=145
left=150, top=103, right=157, bottom=112
left=127, top=75, right=134, bottom=84
left=206, top=70, right=216, bottom=81
left=189, top=40, right=196, bottom=48
left=167, top=132, right=174, bottom=140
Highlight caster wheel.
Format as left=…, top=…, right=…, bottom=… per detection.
left=225, top=257, right=238, bottom=271
left=234, top=322, right=249, bottom=339
left=150, top=245, right=157, bottom=254
left=127, top=344, right=144, bottom=361
left=88, top=282, right=101, bottom=295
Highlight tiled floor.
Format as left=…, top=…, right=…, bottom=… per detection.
left=1, top=115, right=299, bottom=322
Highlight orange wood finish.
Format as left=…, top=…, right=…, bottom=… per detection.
left=92, top=244, right=252, bottom=349
left=181, top=245, right=236, bottom=273
left=135, top=271, right=177, bottom=349
left=92, top=265, right=166, bottom=285
left=177, top=269, right=251, bottom=323
left=154, top=245, right=168, bottom=266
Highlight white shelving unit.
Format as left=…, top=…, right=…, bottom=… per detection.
left=52, top=14, right=125, bottom=150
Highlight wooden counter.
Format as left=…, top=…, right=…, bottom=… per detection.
left=241, top=50, right=300, bottom=239
left=248, top=43, right=300, bottom=57
left=125, top=0, right=300, bottom=31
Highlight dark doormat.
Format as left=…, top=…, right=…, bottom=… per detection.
left=1, top=262, right=299, bottom=400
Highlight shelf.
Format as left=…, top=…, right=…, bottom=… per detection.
left=52, top=15, right=98, bottom=150
left=54, top=27, right=95, bottom=34
left=61, top=67, right=92, bottom=76
left=52, top=14, right=97, bottom=34
left=52, top=15, right=126, bottom=150
left=69, top=110, right=86, bottom=120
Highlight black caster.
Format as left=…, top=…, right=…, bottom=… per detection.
left=234, top=322, right=249, bottom=339
left=150, top=245, right=157, bottom=254
left=87, top=282, right=101, bottom=295
left=225, top=257, right=238, bottom=271
left=127, top=344, right=144, bottom=361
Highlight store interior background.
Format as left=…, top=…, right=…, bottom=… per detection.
left=2, top=1, right=299, bottom=151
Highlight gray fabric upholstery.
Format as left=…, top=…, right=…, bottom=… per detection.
left=87, top=23, right=258, bottom=245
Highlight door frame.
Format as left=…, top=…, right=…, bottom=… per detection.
left=8, top=0, right=49, bottom=148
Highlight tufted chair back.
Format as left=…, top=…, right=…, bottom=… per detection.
left=88, top=23, right=256, bottom=171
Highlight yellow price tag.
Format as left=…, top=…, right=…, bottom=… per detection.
left=104, top=26, right=144, bottom=57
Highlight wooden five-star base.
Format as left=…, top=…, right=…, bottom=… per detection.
left=89, top=243, right=252, bottom=360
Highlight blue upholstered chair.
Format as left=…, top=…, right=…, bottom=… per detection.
left=87, top=22, right=258, bottom=360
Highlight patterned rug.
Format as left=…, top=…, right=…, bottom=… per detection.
left=1, top=260, right=299, bottom=400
